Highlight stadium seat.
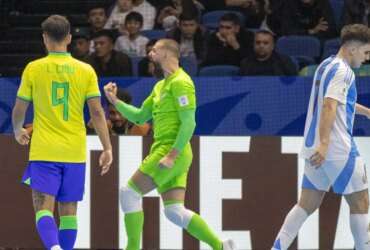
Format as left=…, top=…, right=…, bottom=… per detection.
left=329, top=0, right=344, bottom=28
left=141, top=29, right=167, bottom=40
left=321, top=38, right=340, bottom=60
left=276, top=36, right=321, bottom=59
left=180, top=57, right=198, bottom=76
left=198, top=65, right=239, bottom=76
left=202, top=11, right=246, bottom=30
left=299, top=64, right=318, bottom=76
left=130, top=56, right=143, bottom=77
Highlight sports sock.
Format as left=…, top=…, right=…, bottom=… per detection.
left=59, top=215, right=77, bottom=250
left=35, top=210, right=60, bottom=249
left=350, top=214, right=370, bottom=250
left=186, top=213, right=223, bottom=250
left=272, top=205, right=308, bottom=250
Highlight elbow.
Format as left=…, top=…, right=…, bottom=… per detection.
left=90, top=107, right=105, bottom=119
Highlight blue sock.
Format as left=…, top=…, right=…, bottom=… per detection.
left=59, top=215, right=78, bottom=250
left=35, top=210, right=60, bottom=249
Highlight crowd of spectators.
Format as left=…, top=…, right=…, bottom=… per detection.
left=2, top=0, right=370, bottom=78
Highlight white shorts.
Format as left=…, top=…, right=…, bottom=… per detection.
left=302, top=155, right=368, bottom=195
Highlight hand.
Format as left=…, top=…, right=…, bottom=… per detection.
left=104, top=82, right=118, bottom=105
left=158, top=150, right=178, bottom=169
left=309, top=143, right=328, bottom=168
left=309, top=18, right=328, bottom=34
left=225, top=34, right=240, bottom=50
left=99, top=149, right=113, bottom=175
left=14, top=128, right=30, bottom=145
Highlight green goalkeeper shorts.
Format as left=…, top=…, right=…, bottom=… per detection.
left=139, top=142, right=192, bottom=193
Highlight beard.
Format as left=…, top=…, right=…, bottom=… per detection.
left=152, top=61, right=164, bottom=79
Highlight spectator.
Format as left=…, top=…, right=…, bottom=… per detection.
left=105, top=0, right=133, bottom=30
left=167, top=13, right=207, bottom=63
left=71, top=27, right=91, bottom=62
left=87, top=89, right=151, bottom=135
left=138, top=39, right=157, bottom=76
left=240, top=30, right=297, bottom=76
left=281, top=0, right=337, bottom=39
left=88, top=4, right=108, bottom=34
left=203, top=12, right=254, bottom=66
left=342, top=0, right=370, bottom=27
left=132, top=0, right=157, bottom=30
left=261, top=0, right=285, bottom=36
left=155, top=0, right=203, bottom=31
left=115, top=11, right=149, bottom=57
left=88, top=29, right=133, bottom=76
left=225, top=0, right=266, bottom=28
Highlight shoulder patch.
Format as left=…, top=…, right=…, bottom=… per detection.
left=178, top=95, right=189, bottom=107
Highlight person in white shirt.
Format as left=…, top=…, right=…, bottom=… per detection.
left=105, top=0, right=133, bottom=30
left=132, top=0, right=156, bottom=30
left=114, top=11, right=149, bottom=57
left=272, top=24, right=370, bottom=250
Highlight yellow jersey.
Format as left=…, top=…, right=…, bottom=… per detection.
left=17, top=52, right=101, bottom=162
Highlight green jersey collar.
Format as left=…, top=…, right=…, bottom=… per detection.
left=165, top=67, right=183, bottom=81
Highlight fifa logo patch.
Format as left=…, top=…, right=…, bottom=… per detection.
left=178, top=95, right=189, bottom=107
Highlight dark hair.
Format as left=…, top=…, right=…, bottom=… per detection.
left=219, top=12, right=241, bottom=26
left=341, top=24, right=370, bottom=45
left=255, top=29, right=275, bottom=41
left=125, top=11, right=143, bottom=25
left=41, top=15, right=70, bottom=42
left=179, top=13, right=198, bottom=22
left=147, top=39, right=157, bottom=48
left=92, top=29, right=116, bottom=43
left=117, top=89, right=132, bottom=104
left=87, top=4, right=107, bottom=16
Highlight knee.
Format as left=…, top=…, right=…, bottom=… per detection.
left=119, top=186, right=142, bottom=213
left=164, top=204, right=194, bottom=229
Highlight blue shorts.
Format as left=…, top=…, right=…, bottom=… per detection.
left=22, top=161, right=86, bottom=202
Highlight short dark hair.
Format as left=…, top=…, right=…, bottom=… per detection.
left=117, top=89, right=132, bottom=104
left=125, top=11, right=143, bottom=25
left=255, top=29, right=275, bottom=41
left=179, top=13, right=198, bottom=22
left=341, top=24, right=370, bottom=45
left=41, top=15, right=70, bottom=42
left=219, top=12, right=241, bottom=26
left=147, top=39, right=157, bottom=47
left=87, top=4, right=107, bottom=16
left=92, top=29, right=116, bottom=43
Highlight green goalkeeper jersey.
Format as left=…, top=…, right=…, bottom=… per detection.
left=115, top=67, right=196, bottom=151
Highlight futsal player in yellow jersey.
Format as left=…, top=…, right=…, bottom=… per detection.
left=12, top=15, right=112, bottom=250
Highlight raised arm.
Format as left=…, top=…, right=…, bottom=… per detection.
left=104, top=82, right=153, bottom=124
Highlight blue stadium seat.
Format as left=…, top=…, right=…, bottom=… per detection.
left=276, top=36, right=321, bottom=58
left=202, top=11, right=246, bottom=30
left=130, top=56, right=144, bottom=77
left=180, top=57, right=198, bottom=76
left=329, top=0, right=344, bottom=28
left=322, top=38, right=341, bottom=60
left=141, top=29, right=167, bottom=40
left=198, top=65, right=240, bottom=76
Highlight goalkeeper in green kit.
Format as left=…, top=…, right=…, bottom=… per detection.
left=104, top=39, right=236, bottom=250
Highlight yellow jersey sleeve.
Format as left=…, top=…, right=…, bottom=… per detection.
left=85, top=66, right=101, bottom=100
left=17, top=63, right=33, bottom=102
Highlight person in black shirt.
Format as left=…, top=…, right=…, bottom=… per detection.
left=281, top=0, right=337, bottom=39
left=203, top=12, right=254, bottom=66
left=88, top=29, right=132, bottom=77
left=240, top=30, right=297, bottom=76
